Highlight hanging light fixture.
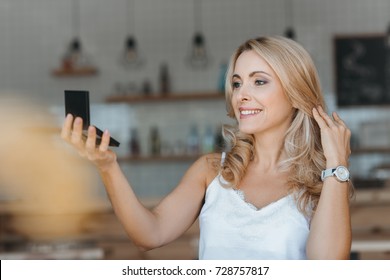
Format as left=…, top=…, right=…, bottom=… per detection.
left=284, top=27, right=296, bottom=40
left=121, top=0, right=143, bottom=68
left=386, top=22, right=390, bottom=48
left=187, top=0, right=209, bottom=68
left=284, top=0, right=296, bottom=40
left=61, top=0, right=91, bottom=71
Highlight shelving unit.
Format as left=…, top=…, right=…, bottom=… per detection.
left=352, top=147, right=390, bottom=154
left=107, top=91, right=226, bottom=163
left=105, top=92, right=224, bottom=103
left=51, top=67, right=98, bottom=77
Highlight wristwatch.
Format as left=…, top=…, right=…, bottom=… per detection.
left=321, top=166, right=350, bottom=182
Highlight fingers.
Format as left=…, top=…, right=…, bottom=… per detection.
left=313, top=106, right=348, bottom=129
left=85, top=126, right=97, bottom=153
left=70, top=117, right=85, bottom=149
left=61, top=114, right=85, bottom=150
left=61, top=114, right=74, bottom=141
left=99, top=129, right=111, bottom=152
left=332, top=112, right=347, bottom=127
left=61, top=115, right=113, bottom=159
left=85, top=126, right=110, bottom=152
left=312, top=107, right=328, bottom=129
left=317, top=106, right=336, bottom=128
left=87, top=128, right=113, bottom=168
left=85, top=126, right=107, bottom=162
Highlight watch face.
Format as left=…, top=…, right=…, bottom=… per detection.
left=336, top=166, right=350, bottom=181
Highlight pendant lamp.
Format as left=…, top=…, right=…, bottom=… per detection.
left=284, top=0, right=296, bottom=40
left=63, top=0, right=89, bottom=69
left=54, top=0, right=96, bottom=75
left=187, top=0, right=209, bottom=68
left=121, top=0, right=144, bottom=68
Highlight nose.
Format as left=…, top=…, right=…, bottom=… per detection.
left=236, top=83, right=251, bottom=102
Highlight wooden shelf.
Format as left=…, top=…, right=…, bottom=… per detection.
left=117, top=154, right=199, bottom=163
left=108, top=92, right=224, bottom=164
left=51, top=67, right=98, bottom=77
left=105, top=92, right=224, bottom=103
left=352, top=147, right=390, bottom=154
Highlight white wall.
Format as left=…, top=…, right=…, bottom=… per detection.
left=0, top=0, right=389, bottom=104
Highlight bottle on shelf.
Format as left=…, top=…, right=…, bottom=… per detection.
left=149, top=126, right=161, bottom=156
left=214, top=125, right=225, bottom=152
left=142, top=79, right=152, bottom=96
left=187, top=124, right=200, bottom=155
left=218, top=61, right=228, bottom=93
left=129, top=128, right=140, bottom=156
left=159, top=63, right=170, bottom=96
left=202, top=125, right=215, bottom=154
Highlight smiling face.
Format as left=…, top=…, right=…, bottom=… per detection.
left=231, top=50, right=295, bottom=137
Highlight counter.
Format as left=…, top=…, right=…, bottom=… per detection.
left=349, top=180, right=390, bottom=259
left=1, top=184, right=390, bottom=260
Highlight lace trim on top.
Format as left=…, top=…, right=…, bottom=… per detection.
left=233, top=188, right=292, bottom=212
left=233, top=188, right=259, bottom=211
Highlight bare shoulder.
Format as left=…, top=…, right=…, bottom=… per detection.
left=168, top=153, right=222, bottom=200
left=196, top=152, right=222, bottom=186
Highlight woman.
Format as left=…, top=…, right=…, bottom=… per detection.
left=61, top=36, right=352, bottom=259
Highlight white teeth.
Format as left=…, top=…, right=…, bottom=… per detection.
left=241, top=109, right=261, bottom=115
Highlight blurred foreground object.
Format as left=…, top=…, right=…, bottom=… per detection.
left=0, top=94, right=104, bottom=241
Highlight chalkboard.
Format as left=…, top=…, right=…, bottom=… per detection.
left=334, top=34, right=390, bottom=106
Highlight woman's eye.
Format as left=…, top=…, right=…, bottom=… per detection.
left=254, top=79, right=267, bottom=86
left=232, top=81, right=241, bottom=89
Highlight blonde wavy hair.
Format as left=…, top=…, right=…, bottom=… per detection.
left=221, top=36, right=326, bottom=216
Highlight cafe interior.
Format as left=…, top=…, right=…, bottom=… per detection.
left=0, top=0, right=390, bottom=260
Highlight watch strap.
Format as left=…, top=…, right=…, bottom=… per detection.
left=321, top=168, right=336, bottom=181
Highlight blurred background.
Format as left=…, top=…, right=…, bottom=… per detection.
left=0, top=0, right=389, bottom=260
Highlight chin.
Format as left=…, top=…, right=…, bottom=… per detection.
left=238, top=125, right=258, bottom=135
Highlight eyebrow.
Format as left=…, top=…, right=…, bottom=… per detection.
left=232, top=71, right=272, bottom=79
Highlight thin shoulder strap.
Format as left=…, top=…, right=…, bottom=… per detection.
left=221, top=152, right=226, bottom=166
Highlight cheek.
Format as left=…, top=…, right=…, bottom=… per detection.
left=268, top=88, right=292, bottom=110
left=230, top=95, right=239, bottom=114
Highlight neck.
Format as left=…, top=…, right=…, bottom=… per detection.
left=252, top=131, right=287, bottom=172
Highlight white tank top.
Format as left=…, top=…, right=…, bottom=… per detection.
left=198, top=172, right=310, bottom=260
